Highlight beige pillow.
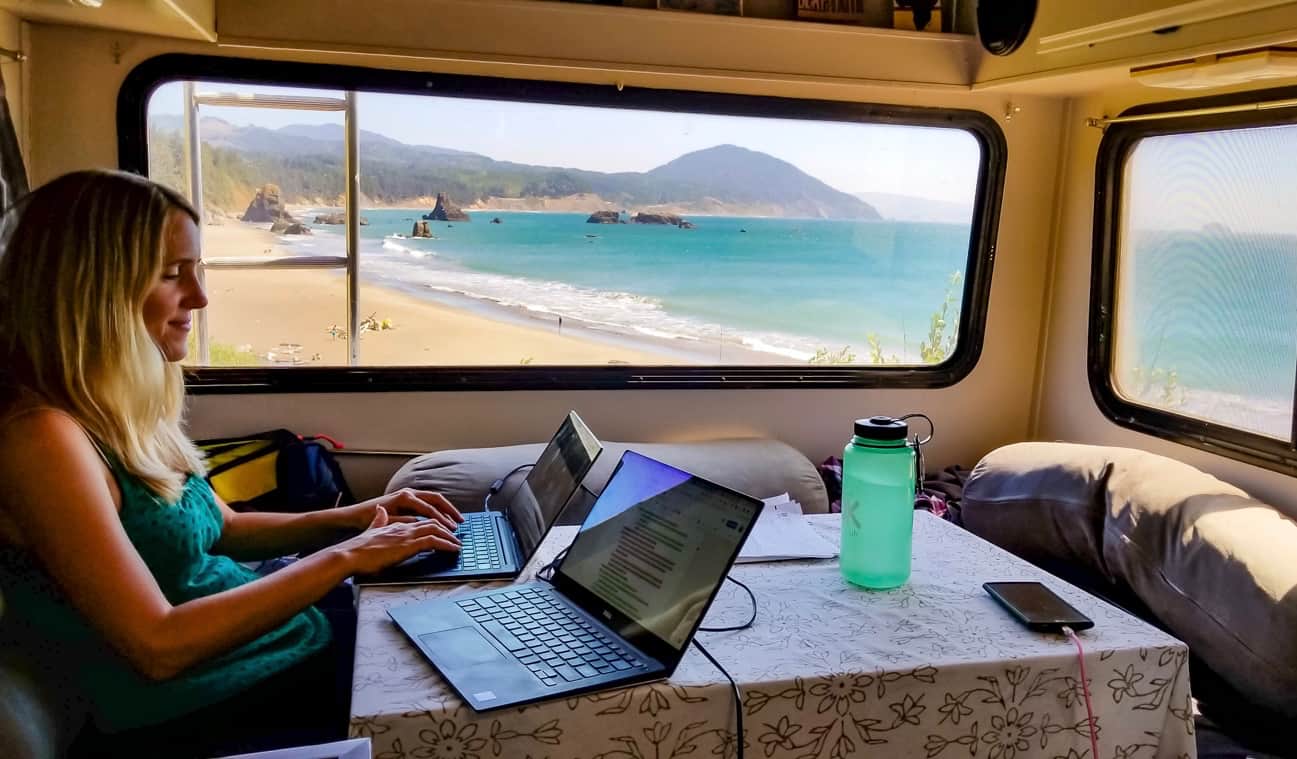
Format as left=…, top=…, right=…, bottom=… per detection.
left=386, top=437, right=829, bottom=516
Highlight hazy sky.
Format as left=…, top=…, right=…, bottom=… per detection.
left=1126, top=125, right=1297, bottom=235
left=150, top=81, right=982, bottom=205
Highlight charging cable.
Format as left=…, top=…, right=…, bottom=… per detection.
left=693, top=639, right=745, bottom=759
left=483, top=463, right=534, bottom=512
left=695, top=574, right=758, bottom=758
left=1062, top=626, right=1100, bottom=759
left=698, top=576, right=757, bottom=633
left=538, top=562, right=756, bottom=757
left=536, top=547, right=568, bottom=583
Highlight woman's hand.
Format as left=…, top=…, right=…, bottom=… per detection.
left=334, top=507, right=462, bottom=576
left=345, top=488, right=464, bottom=533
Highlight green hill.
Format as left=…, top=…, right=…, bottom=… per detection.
left=148, top=117, right=879, bottom=220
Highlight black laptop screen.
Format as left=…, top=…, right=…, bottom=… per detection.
left=556, top=451, right=760, bottom=650
left=505, top=411, right=601, bottom=561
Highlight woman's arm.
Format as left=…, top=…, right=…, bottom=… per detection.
left=0, top=411, right=460, bottom=681
left=214, top=489, right=463, bottom=561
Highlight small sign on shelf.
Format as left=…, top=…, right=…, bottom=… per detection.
left=659, top=0, right=742, bottom=14
left=796, top=0, right=891, bottom=27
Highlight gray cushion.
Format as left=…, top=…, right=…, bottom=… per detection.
left=0, top=647, right=81, bottom=759
left=386, top=437, right=828, bottom=516
left=962, top=442, right=1297, bottom=719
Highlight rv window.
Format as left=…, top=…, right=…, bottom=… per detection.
left=1094, top=105, right=1297, bottom=472
left=121, top=55, right=1003, bottom=392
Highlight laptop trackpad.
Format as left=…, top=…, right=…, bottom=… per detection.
left=421, top=627, right=506, bottom=667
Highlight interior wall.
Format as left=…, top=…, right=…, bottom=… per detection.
left=1036, top=85, right=1297, bottom=516
left=25, top=22, right=1065, bottom=496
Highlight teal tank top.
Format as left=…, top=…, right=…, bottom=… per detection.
left=0, top=450, right=332, bottom=731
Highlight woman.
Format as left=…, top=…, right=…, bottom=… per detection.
left=0, top=169, right=463, bottom=756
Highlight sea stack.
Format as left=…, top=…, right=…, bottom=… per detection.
left=241, top=184, right=294, bottom=223
left=270, top=220, right=311, bottom=235
left=586, top=210, right=622, bottom=224
left=411, top=220, right=433, bottom=238
left=632, top=212, right=685, bottom=226
left=424, top=193, right=470, bottom=222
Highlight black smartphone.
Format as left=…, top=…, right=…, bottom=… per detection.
left=983, top=581, right=1094, bottom=632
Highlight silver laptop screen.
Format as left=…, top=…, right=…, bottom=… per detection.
left=505, top=411, right=601, bottom=561
left=557, top=450, right=760, bottom=650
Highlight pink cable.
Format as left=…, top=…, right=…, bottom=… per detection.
left=1063, top=626, right=1100, bottom=758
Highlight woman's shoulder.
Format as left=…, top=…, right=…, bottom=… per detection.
left=0, top=400, right=84, bottom=442
left=0, top=402, right=107, bottom=476
left=0, top=403, right=112, bottom=547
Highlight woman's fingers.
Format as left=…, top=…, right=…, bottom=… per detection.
left=391, top=489, right=461, bottom=529
left=417, top=533, right=463, bottom=554
left=409, top=489, right=464, bottom=523
left=407, top=517, right=461, bottom=546
left=425, top=491, right=464, bottom=522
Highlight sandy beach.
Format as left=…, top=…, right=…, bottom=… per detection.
left=195, top=220, right=771, bottom=367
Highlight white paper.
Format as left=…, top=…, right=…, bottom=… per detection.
left=737, top=494, right=838, bottom=563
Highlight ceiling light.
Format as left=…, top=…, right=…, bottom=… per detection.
left=1132, top=49, right=1297, bottom=89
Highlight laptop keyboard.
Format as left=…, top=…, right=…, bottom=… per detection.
left=454, top=513, right=504, bottom=571
left=458, top=587, right=646, bottom=687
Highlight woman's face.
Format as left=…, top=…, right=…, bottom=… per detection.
left=142, top=210, right=207, bottom=362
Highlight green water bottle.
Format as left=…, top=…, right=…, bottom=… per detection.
left=840, top=416, right=916, bottom=589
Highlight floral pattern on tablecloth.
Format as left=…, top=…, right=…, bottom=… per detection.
left=352, top=513, right=1195, bottom=759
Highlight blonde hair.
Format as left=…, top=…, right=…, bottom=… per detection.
left=0, top=169, right=206, bottom=500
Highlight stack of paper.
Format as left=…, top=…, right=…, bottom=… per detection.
left=736, top=493, right=839, bottom=563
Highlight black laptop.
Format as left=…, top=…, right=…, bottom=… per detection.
left=388, top=449, right=764, bottom=710
left=357, top=411, right=602, bottom=585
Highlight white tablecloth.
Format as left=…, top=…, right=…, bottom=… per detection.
left=351, top=512, right=1195, bottom=759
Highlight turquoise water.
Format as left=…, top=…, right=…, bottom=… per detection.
left=293, top=209, right=972, bottom=361
left=284, top=212, right=1297, bottom=407
left=1118, top=229, right=1297, bottom=404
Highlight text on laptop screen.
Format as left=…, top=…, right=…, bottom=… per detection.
left=507, top=411, right=601, bottom=559
left=558, top=451, right=759, bottom=649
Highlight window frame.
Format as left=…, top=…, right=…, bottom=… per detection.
left=119, top=53, right=1005, bottom=394
left=1090, top=87, right=1297, bottom=475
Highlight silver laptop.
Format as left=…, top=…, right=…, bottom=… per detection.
left=357, top=411, right=601, bottom=585
left=388, top=449, right=763, bottom=710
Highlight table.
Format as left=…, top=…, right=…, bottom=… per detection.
left=350, top=513, right=1196, bottom=759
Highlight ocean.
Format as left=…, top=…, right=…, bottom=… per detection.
left=290, top=209, right=973, bottom=363
left=1116, top=229, right=1297, bottom=418
left=273, top=211, right=1296, bottom=434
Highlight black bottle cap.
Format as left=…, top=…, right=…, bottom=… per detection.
left=854, top=416, right=908, bottom=440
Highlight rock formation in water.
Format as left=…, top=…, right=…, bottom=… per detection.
left=241, top=184, right=294, bottom=223
left=411, top=220, right=433, bottom=238
left=586, top=210, right=623, bottom=224
left=490, top=217, right=502, bottom=224
left=270, top=219, right=311, bottom=235
left=633, top=212, right=685, bottom=226
left=423, top=193, right=470, bottom=222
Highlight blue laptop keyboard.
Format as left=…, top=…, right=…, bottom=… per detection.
left=453, top=512, right=505, bottom=571
left=458, top=587, right=646, bottom=687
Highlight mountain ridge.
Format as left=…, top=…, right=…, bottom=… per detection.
left=147, top=116, right=880, bottom=220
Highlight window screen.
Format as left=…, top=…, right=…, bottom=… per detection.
left=1113, top=125, right=1297, bottom=441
